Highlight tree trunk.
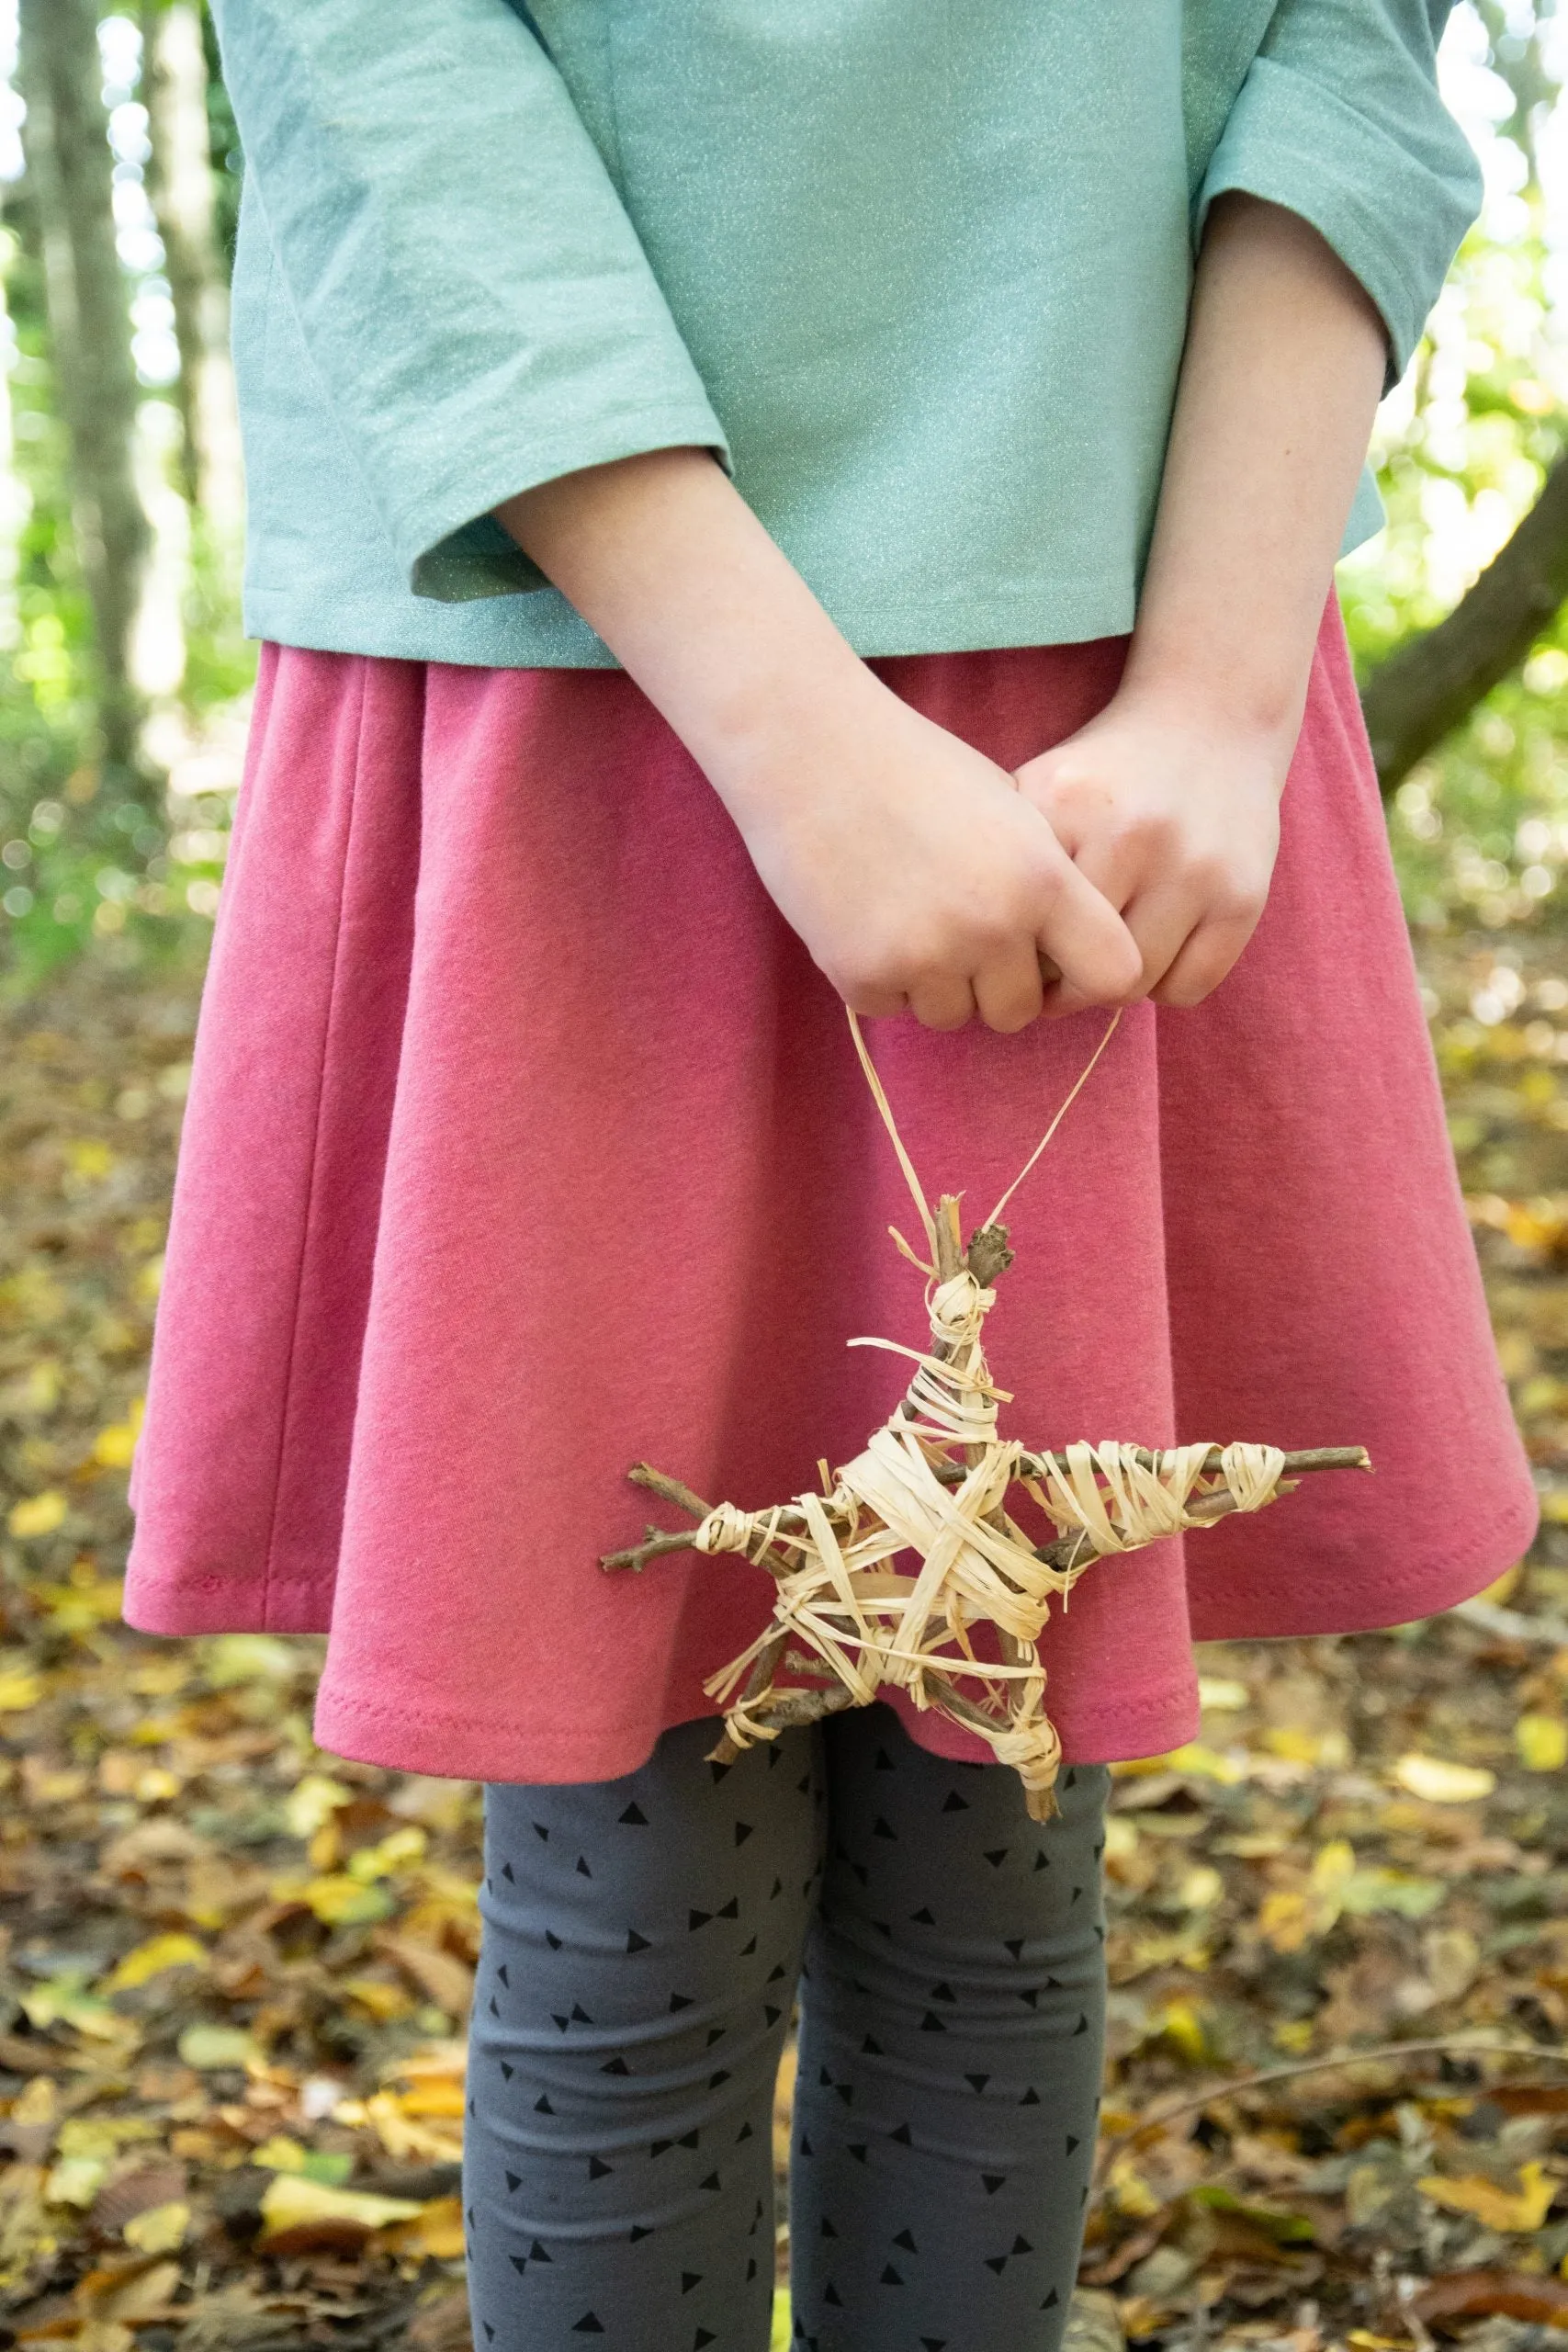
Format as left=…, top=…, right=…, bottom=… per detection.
left=17, top=0, right=150, bottom=772
left=1361, top=447, right=1568, bottom=795
left=141, top=0, right=243, bottom=537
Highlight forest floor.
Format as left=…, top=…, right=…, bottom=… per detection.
left=0, top=929, right=1567, bottom=2352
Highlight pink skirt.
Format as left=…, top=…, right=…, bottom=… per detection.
left=124, top=608, right=1537, bottom=1781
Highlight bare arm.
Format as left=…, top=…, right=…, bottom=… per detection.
left=1017, top=193, right=1389, bottom=1010
left=495, top=457, right=1140, bottom=1035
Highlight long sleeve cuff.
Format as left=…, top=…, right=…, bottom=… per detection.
left=1196, top=41, right=1481, bottom=386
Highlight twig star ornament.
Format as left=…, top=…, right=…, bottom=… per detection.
left=602, top=1011, right=1370, bottom=1818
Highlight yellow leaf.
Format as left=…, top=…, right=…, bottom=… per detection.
left=282, top=1774, right=354, bottom=1839
left=1257, top=1840, right=1356, bottom=1954
left=65, top=1140, right=114, bottom=1182
left=256, top=2174, right=422, bottom=2243
left=0, top=1669, right=44, bottom=1713
left=11, top=2078, right=56, bottom=2131
left=381, top=2195, right=466, bottom=2260
left=1418, top=2161, right=1557, bottom=2233
left=1156, top=1999, right=1210, bottom=2062
left=341, top=1977, right=413, bottom=2022
left=176, top=2023, right=258, bottom=2071
left=88, top=2256, right=182, bottom=2321
left=363, top=2090, right=463, bottom=2165
left=252, top=2135, right=309, bottom=2172
left=1258, top=1890, right=1314, bottom=1954
left=1312, top=1838, right=1357, bottom=1893
left=1112, top=1742, right=1246, bottom=1785
left=45, top=2154, right=108, bottom=2208
left=392, top=2079, right=466, bottom=2120
left=105, top=1933, right=207, bottom=1993
left=1393, top=1754, right=1496, bottom=1805
left=1265, top=1726, right=1323, bottom=1765
left=1198, top=1677, right=1249, bottom=1712
left=1106, top=2154, right=1163, bottom=2219
left=302, top=1874, right=396, bottom=1928
left=122, top=2200, right=189, bottom=2254
left=92, top=1422, right=139, bottom=1470
left=345, top=1825, right=427, bottom=1883
left=1517, top=1714, right=1568, bottom=1773
left=7, top=1490, right=65, bottom=1539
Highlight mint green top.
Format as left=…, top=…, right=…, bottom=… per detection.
left=213, top=0, right=1478, bottom=671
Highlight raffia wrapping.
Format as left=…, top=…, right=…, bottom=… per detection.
left=604, top=1012, right=1365, bottom=1818
left=694, top=1260, right=1287, bottom=1805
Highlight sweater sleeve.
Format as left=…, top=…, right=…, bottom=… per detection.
left=1195, top=0, right=1482, bottom=386
left=209, top=0, right=729, bottom=603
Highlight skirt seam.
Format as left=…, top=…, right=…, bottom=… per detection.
left=258, top=660, right=370, bottom=1631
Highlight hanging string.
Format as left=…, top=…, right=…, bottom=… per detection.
left=986, top=1009, right=1122, bottom=1228
left=847, top=1008, right=938, bottom=1254
left=847, top=1002, right=1124, bottom=1248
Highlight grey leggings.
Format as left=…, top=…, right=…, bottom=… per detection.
left=466, top=1702, right=1109, bottom=2352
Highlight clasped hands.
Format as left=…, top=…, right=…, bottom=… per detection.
left=725, top=670, right=1290, bottom=1037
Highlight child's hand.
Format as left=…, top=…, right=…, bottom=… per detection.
left=1014, top=695, right=1286, bottom=1012
left=719, top=675, right=1141, bottom=1032
left=497, top=451, right=1138, bottom=1035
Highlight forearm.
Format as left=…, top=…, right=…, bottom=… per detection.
left=495, top=449, right=874, bottom=814
left=495, top=450, right=1139, bottom=1026
left=1121, top=193, right=1388, bottom=751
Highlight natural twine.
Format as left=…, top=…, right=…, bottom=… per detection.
left=695, top=1205, right=1287, bottom=1794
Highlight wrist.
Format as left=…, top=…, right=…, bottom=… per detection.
left=1111, top=647, right=1304, bottom=777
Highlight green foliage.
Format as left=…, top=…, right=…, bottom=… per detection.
left=1339, top=207, right=1568, bottom=935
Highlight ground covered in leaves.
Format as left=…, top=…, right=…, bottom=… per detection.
left=1, top=933, right=1568, bottom=2352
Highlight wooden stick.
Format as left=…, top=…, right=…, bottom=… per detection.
left=601, top=1447, right=1369, bottom=1574
left=704, top=1626, right=792, bottom=1764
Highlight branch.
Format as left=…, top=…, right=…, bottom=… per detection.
left=600, top=1446, right=1369, bottom=1574
left=1363, top=445, right=1568, bottom=793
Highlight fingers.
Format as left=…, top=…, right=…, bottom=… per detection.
left=906, top=974, right=978, bottom=1032
left=1033, top=855, right=1143, bottom=1006
left=1148, top=907, right=1260, bottom=1005
left=972, top=949, right=1046, bottom=1035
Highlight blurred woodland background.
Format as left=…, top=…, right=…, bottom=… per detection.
left=11, top=6, right=1568, bottom=2352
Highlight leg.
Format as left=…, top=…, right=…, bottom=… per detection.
left=790, top=1704, right=1108, bottom=2351
left=466, top=1715, right=827, bottom=2352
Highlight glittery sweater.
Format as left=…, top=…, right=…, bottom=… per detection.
left=212, top=0, right=1479, bottom=669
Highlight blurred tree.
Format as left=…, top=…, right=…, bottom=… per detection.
left=1360, top=0, right=1568, bottom=788
left=15, top=0, right=149, bottom=775
left=1363, top=446, right=1568, bottom=789
left=141, top=0, right=241, bottom=537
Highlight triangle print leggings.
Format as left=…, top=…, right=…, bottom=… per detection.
left=466, top=1702, right=1109, bottom=2351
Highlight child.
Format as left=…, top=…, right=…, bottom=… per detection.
left=125, top=6, right=1537, bottom=2346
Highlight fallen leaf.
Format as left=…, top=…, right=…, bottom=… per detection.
left=382, top=2195, right=466, bottom=2260
left=1417, top=2160, right=1558, bottom=2232
left=1414, top=2271, right=1568, bottom=2331
left=177, top=2023, right=259, bottom=2071
left=7, top=1491, right=66, bottom=1539
left=1517, top=1713, right=1568, bottom=1771
left=299, top=1873, right=396, bottom=1928
left=122, top=2200, right=189, bottom=2254
left=1393, top=1754, right=1496, bottom=1804
left=375, top=1930, right=474, bottom=2018
left=256, top=2174, right=423, bottom=2248
left=104, top=1931, right=208, bottom=1992
left=78, top=2254, right=183, bottom=2320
